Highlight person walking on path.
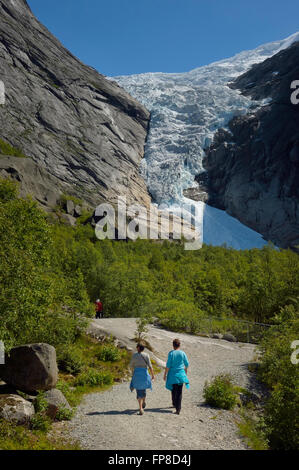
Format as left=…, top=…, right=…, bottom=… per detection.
left=164, top=338, right=189, bottom=415
left=95, top=299, right=104, bottom=319
left=130, top=343, right=155, bottom=415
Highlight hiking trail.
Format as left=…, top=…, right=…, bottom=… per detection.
left=66, top=318, right=258, bottom=450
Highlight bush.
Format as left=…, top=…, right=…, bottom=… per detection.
left=55, top=406, right=74, bottom=422
left=258, top=312, right=299, bottom=449
left=57, top=347, right=84, bottom=375
left=0, top=138, right=27, bottom=158
left=0, top=177, right=18, bottom=203
left=75, top=368, right=113, bottom=387
left=56, top=380, right=77, bottom=407
left=203, top=374, right=237, bottom=410
left=30, top=413, right=51, bottom=433
left=97, top=344, right=121, bottom=362
left=34, top=393, right=48, bottom=414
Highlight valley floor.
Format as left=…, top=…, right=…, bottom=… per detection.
left=66, top=319, right=257, bottom=450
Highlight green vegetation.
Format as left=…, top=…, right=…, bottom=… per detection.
left=0, top=137, right=27, bottom=158
left=2, top=177, right=298, bottom=352
left=237, top=412, right=269, bottom=450
left=257, top=305, right=299, bottom=450
left=203, top=374, right=237, bottom=410
left=0, top=176, right=298, bottom=450
left=56, top=334, right=131, bottom=407
left=0, top=418, right=80, bottom=450
left=75, top=368, right=113, bottom=387
left=55, top=406, right=74, bottom=422
left=97, top=344, right=121, bottom=362
left=0, top=178, right=93, bottom=351
left=0, top=334, right=130, bottom=449
left=135, top=314, right=152, bottom=342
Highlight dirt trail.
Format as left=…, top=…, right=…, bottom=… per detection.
left=67, top=319, right=257, bottom=450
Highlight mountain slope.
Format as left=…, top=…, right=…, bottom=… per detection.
left=0, top=0, right=151, bottom=209
left=204, top=41, right=299, bottom=249
left=114, top=32, right=299, bottom=248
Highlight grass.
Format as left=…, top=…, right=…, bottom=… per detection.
left=0, top=418, right=80, bottom=450
left=237, top=411, right=269, bottom=450
left=0, top=138, right=28, bottom=158
left=56, top=334, right=131, bottom=407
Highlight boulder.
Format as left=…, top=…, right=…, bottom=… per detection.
left=61, top=213, right=77, bottom=226
left=223, top=333, right=237, bottom=342
left=66, top=199, right=75, bottom=216
left=74, top=205, right=82, bottom=217
left=0, top=394, right=35, bottom=425
left=0, top=343, right=58, bottom=393
left=212, top=334, right=223, bottom=340
left=42, top=389, right=72, bottom=419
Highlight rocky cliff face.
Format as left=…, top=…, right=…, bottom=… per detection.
left=203, top=42, right=299, bottom=249
left=0, top=0, right=151, bottom=209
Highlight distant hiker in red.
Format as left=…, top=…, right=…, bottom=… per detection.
left=95, top=299, right=104, bottom=319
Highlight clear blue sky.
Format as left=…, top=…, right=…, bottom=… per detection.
left=27, top=0, right=299, bottom=76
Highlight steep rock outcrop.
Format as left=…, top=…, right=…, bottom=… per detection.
left=0, top=0, right=151, bottom=208
left=203, top=42, right=299, bottom=249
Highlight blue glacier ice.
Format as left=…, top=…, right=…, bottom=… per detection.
left=110, top=32, right=299, bottom=249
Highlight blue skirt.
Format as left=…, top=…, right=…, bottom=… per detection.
left=130, top=367, right=152, bottom=392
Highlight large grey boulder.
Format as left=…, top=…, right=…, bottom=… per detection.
left=43, top=389, right=72, bottom=419
left=0, top=394, right=35, bottom=424
left=0, top=343, right=58, bottom=393
left=222, top=333, right=237, bottom=343
left=66, top=199, right=75, bottom=216
left=0, top=0, right=151, bottom=211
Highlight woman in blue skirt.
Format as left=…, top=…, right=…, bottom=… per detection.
left=164, top=338, right=189, bottom=415
left=130, top=343, right=155, bottom=415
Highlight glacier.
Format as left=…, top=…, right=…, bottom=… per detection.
left=110, top=32, right=299, bottom=249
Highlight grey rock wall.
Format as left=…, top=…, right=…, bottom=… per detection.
left=0, top=0, right=151, bottom=209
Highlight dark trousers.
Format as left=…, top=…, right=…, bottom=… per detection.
left=172, top=384, right=183, bottom=412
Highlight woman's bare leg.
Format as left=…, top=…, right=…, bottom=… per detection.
left=137, top=398, right=144, bottom=414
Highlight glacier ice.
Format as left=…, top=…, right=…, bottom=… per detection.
left=110, top=32, right=299, bottom=249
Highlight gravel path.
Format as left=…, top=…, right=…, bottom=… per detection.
left=67, top=319, right=257, bottom=450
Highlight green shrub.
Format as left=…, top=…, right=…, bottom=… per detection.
left=30, top=413, right=51, bottom=432
left=56, top=380, right=77, bottom=407
left=57, top=347, right=84, bottom=375
left=0, top=138, right=27, bottom=158
left=34, top=392, right=48, bottom=414
left=0, top=177, right=18, bottom=202
left=258, top=312, right=299, bottom=449
left=203, top=374, right=237, bottom=410
left=97, top=344, right=121, bottom=362
left=75, top=368, right=113, bottom=387
left=237, top=412, right=269, bottom=450
left=55, top=406, right=74, bottom=422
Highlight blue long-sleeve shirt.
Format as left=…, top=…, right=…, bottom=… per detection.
left=165, top=349, right=190, bottom=391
